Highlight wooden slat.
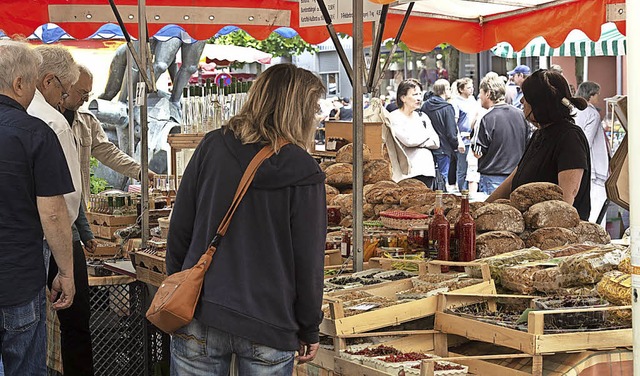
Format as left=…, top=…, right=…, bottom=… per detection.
left=448, top=352, right=532, bottom=376
left=435, top=312, right=535, bottom=354
left=535, top=329, right=632, bottom=353
left=88, top=275, right=135, bottom=286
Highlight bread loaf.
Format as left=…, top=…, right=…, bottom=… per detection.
left=399, top=191, right=434, bottom=208
left=365, top=180, right=399, bottom=204
left=336, top=143, right=371, bottom=164
left=470, top=201, right=487, bottom=212
left=473, top=203, right=525, bottom=233
left=570, top=221, right=611, bottom=244
left=398, top=178, right=429, bottom=189
left=524, top=200, right=580, bottom=229
left=363, top=203, right=376, bottom=219
left=363, top=159, right=392, bottom=184
left=406, top=204, right=433, bottom=216
left=325, top=184, right=340, bottom=203
left=319, top=160, right=336, bottom=171
left=510, top=182, right=564, bottom=212
left=526, top=227, right=579, bottom=250
left=325, top=163, right=353, bottom=186
left=475, top=231, right=526, bottom=258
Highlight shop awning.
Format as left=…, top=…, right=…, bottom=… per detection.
left=0, top=0, right=626, bottom=53
left=492, top=22, right=626, bottom=58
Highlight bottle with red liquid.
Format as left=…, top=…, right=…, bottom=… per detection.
left=456, top=190, right=476, bottom=263
left=429, top=190, right=450, bottom=272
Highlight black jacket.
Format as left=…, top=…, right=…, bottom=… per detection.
left=166, top=128, right=327, bottom=351
left=421, top=95, right=458, bottom=156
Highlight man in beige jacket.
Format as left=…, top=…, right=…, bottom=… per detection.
left=62, top=64, right=153, bottom=204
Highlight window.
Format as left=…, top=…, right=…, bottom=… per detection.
left=321, top=73, right=339, bottom=96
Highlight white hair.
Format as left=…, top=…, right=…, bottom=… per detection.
left=0, top=40, right=42, bottom=91
left=34, top=44, right=79, bottom=88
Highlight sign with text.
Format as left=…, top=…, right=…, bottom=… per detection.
left=299, top=0, right=383, bottom=27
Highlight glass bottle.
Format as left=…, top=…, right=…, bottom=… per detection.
left=456, top=190, right=476, bottom=263
left=429, top=190, right=450, bottom=272
left=341, top=229, right=351, bottom=258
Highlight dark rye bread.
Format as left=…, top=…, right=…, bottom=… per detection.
left=570, top=221, right=611, bottom=244
left=364, top=159, right=392, bottom=184
left=524, top=200, right=580, bottom=229
left=510, top=182, right=564, bottom=212
left=476, top=231, right=526, bottom=258
left=335, top=143, right=371, bottom=164
left=526, top=227, right=579, bottom=250
left=325, top=162, right=353, bottom=186
left=473, top=203, right=525, bottom=233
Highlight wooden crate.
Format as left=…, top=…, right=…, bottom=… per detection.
left=90, top=240, right=120, bottom=257
left=90, top=223, right=129, bottom=240
left=135, top=266, right=166, bottom=287
left=131, top=251, right=166, bottom=274
left=323, top=121, right=383, bottom=159
left=325, top=249, right=342, bottom=267
left=320, top=261, right=495, bottom=337
left=433, top=292, right=632, bottom=375
left=87, top=212, right=137, bottom=227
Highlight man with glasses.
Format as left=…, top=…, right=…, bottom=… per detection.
left=27, top=45, right=96, bottom=376
left=62, top=64, right=152, bottom=206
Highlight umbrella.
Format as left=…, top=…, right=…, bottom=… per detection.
left=202, top=44, right=272, bottom=66
left=0, top=0, right=625, bottom=53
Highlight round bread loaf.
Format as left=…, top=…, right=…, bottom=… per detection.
left=398, top=178, right=429, bottom=189
left=570, top=221, right=611, bottom=244
left=319, top=160, right=336, bottom=171
left=524, top=200, right=580, bottom=229
left=473, top=203, right=525, bottom=233
left=325, top=162, right=353, bottom=186
left=525, top=227, right=579, bottom=250
left=365, top=180, right=399, bottom=204
left=476, top=231, right=526, bottom=259
left=336, top=143, right=371, bottom=164
left=363, top=159, right=392, bottom=184
left=510, top=182, right=564, bottom=212
left=325, top=184, right=339, bottom=203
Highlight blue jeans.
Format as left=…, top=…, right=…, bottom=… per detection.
left=456, top=145, right=470, bottom=191
left=171, top=318, right=296, bottom=376
left=0, top=288, right=47, bottom=376
left=479, top=174, right=508, bottom=195
left=434, top=154, right=450, bottom=184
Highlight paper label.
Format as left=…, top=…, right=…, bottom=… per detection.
left=134, top=82, right=146, bottom=107
left=349, top=303, right=378, bottom=311
left=299, top=0, right=383, bottom=27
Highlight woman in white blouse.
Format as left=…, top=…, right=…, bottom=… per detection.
left=383, top=78, right=440, bottom=187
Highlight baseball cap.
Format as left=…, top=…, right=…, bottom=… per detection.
left=341, top=97, right=350, bottom=104
left=507, top=65, right=531, bottom=76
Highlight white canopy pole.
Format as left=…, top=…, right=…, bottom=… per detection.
left=352, top=0, right=364, bottom=271
left=628, top=0, right=640, bottom=372
left=138, top=0, right=149, bottom=247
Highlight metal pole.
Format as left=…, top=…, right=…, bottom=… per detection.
left=127, top=50, right=135, bottom=157
left=352, top=0, right=364, bottom=272
left=317, top=0, right=355, bottom=86
left=138, top=0, right=149, bottom=247
left=628, top=0, right=639, bottom=373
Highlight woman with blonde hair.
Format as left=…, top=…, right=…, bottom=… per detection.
left=167, top=64, right=327, bottom=375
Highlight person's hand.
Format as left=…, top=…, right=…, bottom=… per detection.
left=84, top=239, right=98, bottom=253
left=50, top=272, right=75, bottom=310
left=457, top=143, right=466, bottom=153
left=147, top=170, right=156, bottom=183
left=296, top=341, right=319, bottom=364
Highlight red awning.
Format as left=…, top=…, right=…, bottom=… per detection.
left=0, top=0, right=625, bottom=53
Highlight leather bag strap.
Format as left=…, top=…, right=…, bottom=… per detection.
left=203, top=142, right=287, bottom=257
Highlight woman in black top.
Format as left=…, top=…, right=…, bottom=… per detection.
left=486, top=69, right=591, bottom=220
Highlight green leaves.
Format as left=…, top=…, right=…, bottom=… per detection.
left=210, top=30, right=318, bottom=59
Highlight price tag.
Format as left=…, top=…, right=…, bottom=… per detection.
left=134, top=82, right=146, bottom=107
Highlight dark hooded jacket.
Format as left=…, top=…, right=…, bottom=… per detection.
left=166, top=128, right=327, bottom=351
left=421, top=94, right=458, bottom=156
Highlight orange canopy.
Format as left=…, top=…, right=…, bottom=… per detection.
left=0, top=0, right=625, bottom=53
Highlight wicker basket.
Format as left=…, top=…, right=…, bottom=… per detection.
left=379, top=210, right=429, bottom=230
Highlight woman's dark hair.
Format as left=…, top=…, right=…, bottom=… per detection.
left=396, top=78, right=422, bottom=109
left=521, top=69, right=588, bottom=125
left=576, top=81, right=600, bottom=101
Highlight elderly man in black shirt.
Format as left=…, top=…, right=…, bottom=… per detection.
left=0, top=40, right=75, bottom=376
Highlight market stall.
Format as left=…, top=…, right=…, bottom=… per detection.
left=0, top=1, right=636, bottom=375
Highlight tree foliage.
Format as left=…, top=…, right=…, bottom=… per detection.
left=210, top=30, right=318, bottom=58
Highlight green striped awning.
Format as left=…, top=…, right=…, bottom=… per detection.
left=491, top=23, right=625, bottom=58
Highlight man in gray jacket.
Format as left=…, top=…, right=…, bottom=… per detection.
left=62, top=64, right=153, bottom=205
